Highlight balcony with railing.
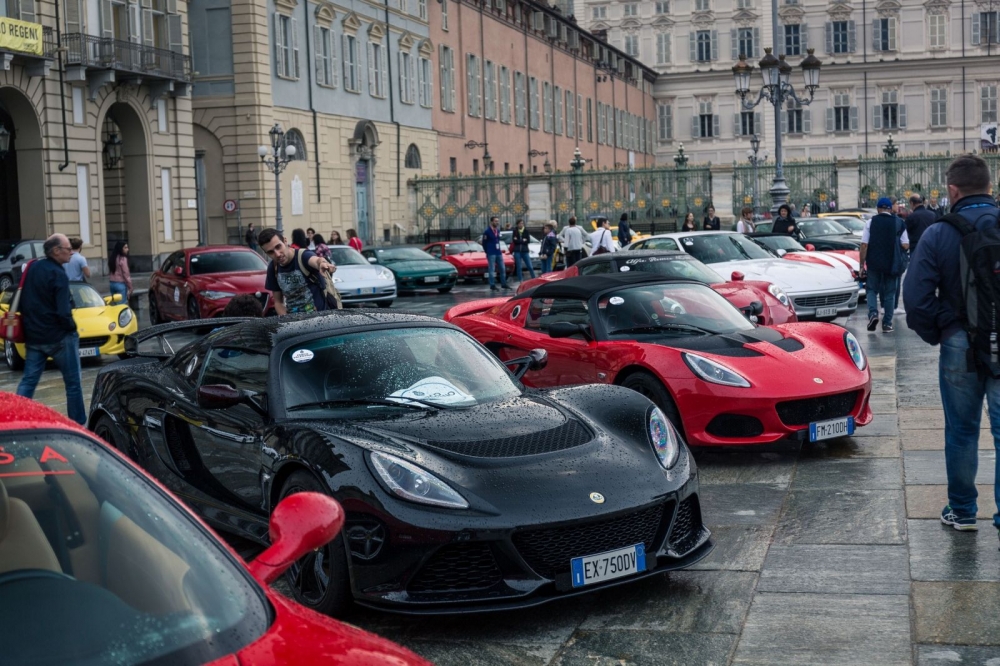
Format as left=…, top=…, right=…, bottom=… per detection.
left=0, top=27, right=57, bottom=76
left=63, top=33, right=191, bottom=82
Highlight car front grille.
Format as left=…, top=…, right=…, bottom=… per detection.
left=512, top=502, right=671, bottom=579
left=776, top=390, right=859, bottom=426
left=426, top=419, right=592, bottom=458
left=705, top=414, right=765, bottom=438
left=407, top=542, right=504, bottom=593
left=793, top=292, right=854, bottom=309
left=79, top=336, right=110, bottom=348
left=668, top=496, right=704, bottom=555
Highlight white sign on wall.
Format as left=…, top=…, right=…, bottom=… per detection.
left=291, top=175, right=304, bottom=216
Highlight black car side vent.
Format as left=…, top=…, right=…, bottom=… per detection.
left=425, top=419, right=592, bottom=458
left=771, top=337, right=805, bottom=352
left=164, top=417, right=194, bottom=473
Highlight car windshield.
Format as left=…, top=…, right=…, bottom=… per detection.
left=0, top=241, right=15, bottom=261
left=598, top=283, right=756, bottom=338
left=189, top=251, right=266, bottom=275
left=679, top=234, right=773, bottom=264
left=326, top=247, right=368, bottom=266
left=831, top=217, right=865, bottom=232
left=376, top=247, right=436, bottom=262
left=444, top=242, right=483, bottom=255
left=69, top=283, right=108, bottom=309
left=613, top=256, right=723, bottom=284
left=0, top=430, right=269, bottom=665
left=800, top=219, right=850, bottom=236
left=281, top=327, right=521, bottom=416
left=755, top=236, right=806, bottom=252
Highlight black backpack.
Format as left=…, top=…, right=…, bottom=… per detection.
left=943, top=210, right=1000, bottom=373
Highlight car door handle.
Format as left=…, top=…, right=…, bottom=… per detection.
left=199, top=425, right=255, bottom=444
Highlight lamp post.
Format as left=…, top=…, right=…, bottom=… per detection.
left=882, top=133, right=899, bottom=201
left=257, top=124, right=297, bottom=237
left=570, top=147, right=587, bottom=220
left=746, top=133, right=769, bottom=216
left=732, top=17, right=822, bottom=215
left=0, top=126, right=11, bottom=161
left=674, top=143, right=689, bottom=219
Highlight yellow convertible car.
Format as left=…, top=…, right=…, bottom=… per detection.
left=1, top=282, right=137, bottom=370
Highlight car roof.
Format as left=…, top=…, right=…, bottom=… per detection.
left=576, top=249, right=690, bottom=265
left=183, top=245, right=259, bottom=256
left=521, top=272, right=694, bottom=300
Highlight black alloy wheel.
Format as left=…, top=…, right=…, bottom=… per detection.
left=4, top=341, right=24, bottom=371
left=620, top=371, right=684, bottom=434
left=93, top=414, right=137, bottom=461
left=0, top=274, right=12, bottom=292
left=186, top=297, right=201, bottom=321
left=376, top=300, right=393, bottom=308
left=437, top=286, right=453, bottom=294
left=279, top=471, right=352, bottom=616
left=149, top=293, right=164, bottom=325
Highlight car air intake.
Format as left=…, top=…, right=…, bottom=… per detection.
left=426, top=419, right=592, bottom=458
left=705, top=414, right=765, bottom=438
left=512, top=501, right=672, bottom=579
left=668, top=495, right=705, bottom=556
left=771, top=337, right=805, bottom=352
left=407, top=542, right=504, bottom=593
left=776, top=390, right=859, bottom=426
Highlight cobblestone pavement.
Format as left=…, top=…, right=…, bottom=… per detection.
left=5, top=281, right=1000, bottom=665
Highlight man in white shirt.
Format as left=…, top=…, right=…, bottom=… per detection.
left=558, top=216, right=587, bottom=267
left=589, top=217, right=617, bottom=255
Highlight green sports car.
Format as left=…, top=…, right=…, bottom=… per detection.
left=362, top=246, right=459, bottom=294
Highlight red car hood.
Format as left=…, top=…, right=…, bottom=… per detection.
left=710, top=282, right=767, bottom=308
left=192, top=270, right=269, bottom=294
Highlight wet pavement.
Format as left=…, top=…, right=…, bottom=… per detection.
left=5, top=280, right=1000, bottom=665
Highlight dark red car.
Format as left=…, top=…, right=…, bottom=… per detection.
left=423, top=240, right=514, bottom=281
left=0, top=393, right=429, bottom=666
left=149, top=246, right=273, bottom=323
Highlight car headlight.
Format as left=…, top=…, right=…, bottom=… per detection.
left=649, top=407, right=680, bottom=470
left=844, top=331, right=867, bottom=371
left=118, top=307, right=133, bottom=328
left=683, top=352, right=751, bottom=388
left=376, top=268, right=394, bottom=281
left=768, top=283, right=790, bottom=307
left=370, top=451, right=469, bottom=509
left=201, top=290, right=236, bottom=300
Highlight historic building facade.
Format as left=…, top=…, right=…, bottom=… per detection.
left=189, top=0, right=440, bottom=246
left=428, top=0, right=658, bottom=176
left=0, top=0, right=195, bottom=272
left=577, top=0, right=1000, bottom=168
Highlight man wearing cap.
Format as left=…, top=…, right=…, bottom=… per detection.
left=859, top=197, right=909, bottom=333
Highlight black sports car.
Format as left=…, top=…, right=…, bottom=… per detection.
left=87, top=312, right=711, bottom=614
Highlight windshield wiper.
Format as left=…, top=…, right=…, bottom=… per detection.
left=612, top=323, right=714, bottom=337
left=288, top=397, right=443, bottom=412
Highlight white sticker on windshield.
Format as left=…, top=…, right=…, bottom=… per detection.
left=609, top=296, right=625, bottom=305
left=619, top=266, right=631, bottom=272
left=291, top=349, right=314, bottom=363
left=191, top=256, right=199, bottom=262
left=683, top=239, right=694, bottom=246
left=173, top=287, right=180, bottom=303
left=389, top=377, right=474, bottom=406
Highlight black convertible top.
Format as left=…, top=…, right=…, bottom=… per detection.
left=575, top=250, right=690, bottom=266
left=520, top=273, right=695, bottom=300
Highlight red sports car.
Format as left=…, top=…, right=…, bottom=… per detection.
left=517, top=250, right=797, bottom=326
left=446, top=273, right=873, bottom=447
left=149, top=246, right=273, bottom=323
left=423, top=240, right=514, bottom=280
left=0, top=393, right=428, bottom=666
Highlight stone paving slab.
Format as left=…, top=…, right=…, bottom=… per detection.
left=798, top=435, right=901, bottom=458
left=905, top=450, right=998, bottom=485
left=774, top=489, right=907, bottom=545
left=913, top=581, right=1000, bottom=645
left=790, top=458, right=903, bottom=490
left=687, top=525, right=774, bottom=572
left=906, top=485, right=997, bottom=519
left=899, top=408, right=993, bottom=430
left=916, top=644, right=1000, bottom=664
left=852, top=415, right=901, bottom=437
left=732, top=592, right=912, bottom=665
left=758, top=544, right=910, bottom=595
left=699, top=483, right=787, bottom=526
left=909, top=519, right=1000, bottom=582
left=552, top=630, right=737, bottom=666
left=401, top=640, right=556, bottom=666
left=902, top=429, right=994, bottom=451
left=695, top=450, right=798, bottom=487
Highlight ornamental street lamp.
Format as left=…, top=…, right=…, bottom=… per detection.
left=732, top=15, right=823, bottom=215
left=0, top=126, right=11, bottom=161
left=258, top=124, right=297, bottom=237
left=747, top=134, right=769, bottom=216
left=674, top=143, right=689, bottom=218
left=528, top=149, right=551, bottom=173
left=465, top=140, right=491, bottom=172
left=570, top=147, right=587, bottom=219
left=883, top=133, right=899, bottom=200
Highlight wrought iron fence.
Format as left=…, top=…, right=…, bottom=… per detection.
left=732, top=159, right=839, bottom=215
left=857, top=153, right=954, bottom=206
left=63, top=33, right=192, bottom=82
left=413, top=173, right=530, bottom=235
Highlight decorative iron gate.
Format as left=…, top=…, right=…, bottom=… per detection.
left=857, top=153, right=954, bottom=206
left=413, top=174, right=529, bottom=238
left=732, top=159, right=839, bottom=215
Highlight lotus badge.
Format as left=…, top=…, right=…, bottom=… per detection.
left=590, top=492, right=605, bottom=504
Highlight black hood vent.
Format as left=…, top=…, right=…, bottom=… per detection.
left=425, top=419, right=593, bottom=458
left=771, top=337, right=805, bottom=353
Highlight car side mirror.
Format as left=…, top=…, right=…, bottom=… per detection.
left=548, top=321, right=591, bottom=339
left=12, top=254, right=24, bottom=264
left=367, top=256, right=377, bottom=263
left=805, top=243, right=816, bottom=251
left=247, top=492, right=344, bottom=585
left=775, top=249, right=787, bottom=258
left=173, top=266, right=184, bottom=276
left=197, top=384, right=246, bottom=410
left=731, top=271, right=745, bottom=282
left=104, top=294, right=123, bottom=305
left=504, top=348, right=549, bottom=380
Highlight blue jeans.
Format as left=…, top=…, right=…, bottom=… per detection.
left=109, top=281, right=128, bottom=303
left=540, top=255, right=554, bottom=274
left=940, top=333, right=1000, bottom=528
left=513, top=251, right=536, bottom=281
left=16, top=332, right=86, bottom=425
left=487, top=254, right=507, bottom=288
left=866, top=270, right=898, bottom=327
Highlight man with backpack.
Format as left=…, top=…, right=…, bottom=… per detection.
left=860, top=197, right=909, bottom=333
left=904, top=154, right=1000, bottom=539
left=259, top=228, right=339, bottom=314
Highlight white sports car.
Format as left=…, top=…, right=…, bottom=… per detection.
left=327, top=246, right=397, bottom=307
left=625, top=231, right=860, bottom=320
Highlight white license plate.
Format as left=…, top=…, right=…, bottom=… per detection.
left=355, top=288, right=376, bottom=295
left=571, top=543, right=646, bottom=588
left=809, top=416, right=855, bottom=442
left=424, top=276, right=440, bottom=283
left=78, top=347, right=98, bottom=358
left=815, top=306, right=839, bottom=317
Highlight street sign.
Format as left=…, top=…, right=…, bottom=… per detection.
left=224, top=199, right=239, bottom=213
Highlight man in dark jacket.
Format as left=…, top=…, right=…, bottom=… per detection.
left=906, top=194, right=936, bottom=256
left=618, top=213, right=633, bottom=246
left=510, top=218, right=535, bottom=282
left=15, top=234, right=86, bottom=424
left=860, top=198, right=909, bottom=333
left=702, top=206, right=721, bottom=231
left=904, top=154, right=1000, bottom=537
left=483, top=216, right=509, bottom=291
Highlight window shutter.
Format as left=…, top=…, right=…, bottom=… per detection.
left=850, top=105, right=859, bottom=130
left=101, top=0, right=114, bottom=39
left=398, top=52, right=404, bottom=100
left=712, top=114, right=720, bottom=137
left=848, top=20, right=857, bottom=52
left=691, top=115, right=699, bottom=138
left=731, top=28, right=738, bottom=59
left=754, top=112, right=761, bottom=133
left=66, top=0, right=82, bottom=33
left=803, top=109, right=811, bottom=133
left=291, top=18, right=300, bottom=78
left=972, top=13, right=981, bottom=45
left=143, top=9, right=154, bottom=47
left=777, top=24, right=785, bottom=55
left=689, top=32, right=697, bottom=61
left=898, top=103, right=906, bottom=128
left=331, top=32, right=339, bottom=87
left=781, top=111, right=788, bottom=134
left=166, top=0, right=176, bottom=13
left=825, top=22, right=833, bottom=53
left=410, top=55, right=416, bottom=103
left=274, top=14, right=285, bottom=76
left=128, top=2, right=140, bottom=43
left=167, top=12, right=182, bottom=53
left=369, top=43, right=376, bottom=95
left=734, top=112, right=741, bottom=136
left=801, top=23, right=808, bottom=51
left=315, top=26, right=325, bottom=83
left=18, top=0, right=35, bottom=23
left=382, top=45, right=389, bottom=98
left=711, top=29, right=719, bottom=59
left=887, top=17, right=896, bottom=51
left=826, top=107, right=834, bottom=131
left=347, top=36, right=354, bottom=90
left=872, top=19, right=880, bottom=51
left=872, top=104, right=882, bottom=130
left=753, top=27, right=761, bottom=56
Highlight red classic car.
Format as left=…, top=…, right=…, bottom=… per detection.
left=0, top=393, right=428, bottom=666
left=149, top=246, right=273, bottom=323
left=423, top=240, right=514, bottom=280
left=517, top=250, right=797, bottom=326
left=446, top=273, right=873, bottom=447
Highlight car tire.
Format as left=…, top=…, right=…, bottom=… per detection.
left=437, top=286, right=453, bottom=294
left=187, top=297, right=201, bottom=321
left=4, top=341, right=23, bottom=371
left=376, top=300, right=393, bottom=308
left=93, top=413, right=136, bottom=461
left=149, top=293, right=164, bottom=325
left=620, top=371, right=683, bottom=434
left=0, top=274, right=12, bottom=292
left=280, top=471, right=352, bottom=617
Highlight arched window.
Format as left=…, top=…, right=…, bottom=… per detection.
left=284, top=129, right=307, bottom=161
left=404, top=143, right=421, bottom=168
